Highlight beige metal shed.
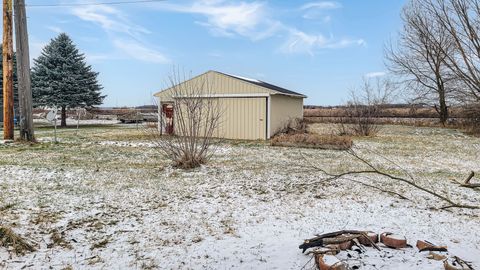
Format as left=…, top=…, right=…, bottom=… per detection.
left=153, top=70, right=306, bottom=140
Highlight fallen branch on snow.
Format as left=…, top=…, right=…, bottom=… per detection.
left=298, top=149, right=480, bottom=210
left=299, top=230, right=380, bottom=253
left=452, top=171, right=480, bottom=189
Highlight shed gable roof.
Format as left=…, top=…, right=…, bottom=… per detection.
left=154, top=70, right=306, bottom=98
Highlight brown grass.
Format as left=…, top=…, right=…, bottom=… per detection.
left=0, top=203, right=16, bottom=212
left=30, top=211, right=62, bottom=226
left=271, top=133, right=352, bottom=150
left=0, top=226, right=36, bottom=254
left=48, top=229, right=72, bottom=249
left=91, top=238, right=110, bottom=250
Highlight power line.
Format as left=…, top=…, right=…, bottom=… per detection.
left=26, top=0, right=166, bottom=8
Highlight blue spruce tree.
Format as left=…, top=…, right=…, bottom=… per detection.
left=32, top=33, right=105, bottom=127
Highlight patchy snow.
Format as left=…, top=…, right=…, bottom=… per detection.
left=0, top=124, right=479, bottom=269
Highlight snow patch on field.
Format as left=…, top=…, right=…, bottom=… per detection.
left=0, top=124, right=479, bottom=269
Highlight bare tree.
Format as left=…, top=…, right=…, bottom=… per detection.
left=421, top=0, right=480, bottom=102
left=341, top=77, right=396, bottom=136
left=148, top=70, right=223, bottom=169
left=386, top=1, right=456, bottom=125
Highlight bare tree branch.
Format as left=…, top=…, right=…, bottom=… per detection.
left=386, top=1, right=456, bottom=125
left=297, top=149, right=479, bottom=210
left=145, top=68, right=224, bottom=169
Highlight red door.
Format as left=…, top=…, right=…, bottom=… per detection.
left=162, top=104, right=174, bottom=134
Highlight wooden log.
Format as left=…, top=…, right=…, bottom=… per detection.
left=315, top=254, right=348, bottom=270
left=380, top=233, right=407, bottom=249
left=323, top=234, right=361, bottom=245
left=325, top=241, right=353, bottom=251
left=306, top=247, right=340, bottom=256
left=300, top=230, right=371, bottom=253
left=444, top=257, right=473, bottom=270
left=427, top=251, right=446, bottom=261
left=416, top=240, right=448, bottom=252
left=358, top=232, right=379, bottom=246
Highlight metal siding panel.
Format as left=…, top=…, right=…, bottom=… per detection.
left=261, top=98, right=266, bottom=139
left=214, top=97, right=266, bottom=140
left=270, top=95, right=304, bottom=136
left=164, top=95, right=268, bottom=140
left=244, top=100, right=247, bottom=139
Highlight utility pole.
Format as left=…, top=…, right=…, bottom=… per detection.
left=14, top=0, right=34, bottom=141
left=2, top=0, right=14, bottom=140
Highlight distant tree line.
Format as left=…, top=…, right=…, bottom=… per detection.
left=387, top=0, right=480, bottom=126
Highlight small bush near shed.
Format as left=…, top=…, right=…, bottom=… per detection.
left=276, top=118, right=308, bottom=135
left=271, top=133, right=352, bottom=150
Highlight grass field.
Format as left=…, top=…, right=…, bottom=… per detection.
left=0, top=122, right=479, bottom=269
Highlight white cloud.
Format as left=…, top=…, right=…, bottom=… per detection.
left=71, top=5, right=150, bottom=38
left=151, top=0, right=364, bottom=55
left=365, top=71, right=387, bottom=78
left=153, top=0, right=279, bottom=40
left=70, top=4, right=168, bottom=63
left=300, top=1, right=342, bottom=10
left=46, top=26, right=63, bottom=34
left=279, top=29, right=366, bottom=55
left=301, top=1, right=341, bottom=20
left=113, top=39, right=169, bottom=64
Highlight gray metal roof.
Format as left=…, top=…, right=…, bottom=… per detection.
left=215, top=71, right=307, bottom=98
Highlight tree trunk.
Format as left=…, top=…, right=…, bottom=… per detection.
left=61, top=106, right=67, bottom=127
left=438, top=91, right=448, bottom=126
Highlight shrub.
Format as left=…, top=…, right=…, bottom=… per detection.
left=275, top=118, right=307, bottom=135
left=271, top=133, right=352, bottom=150
left=146, top=69, right=222, bottom=169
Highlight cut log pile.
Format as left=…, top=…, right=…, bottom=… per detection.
left=300, top=230, right=474, bottom=270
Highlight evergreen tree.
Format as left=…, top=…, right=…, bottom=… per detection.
left=32, top=33, right=105, bottom=127
left=0, top=46, right=19, bottom=120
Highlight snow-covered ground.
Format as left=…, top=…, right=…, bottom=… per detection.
left=0, top=123, right=479, bottom=269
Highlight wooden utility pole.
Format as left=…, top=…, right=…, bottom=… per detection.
left=14, top=0, right=34, bottom=141
left=2, top=0, right=14, bottom=140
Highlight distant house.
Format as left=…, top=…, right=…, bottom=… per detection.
left=153, top=70, right=306, bottom=140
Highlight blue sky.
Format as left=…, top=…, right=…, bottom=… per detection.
left=25, top=0, right=407, bottom=107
